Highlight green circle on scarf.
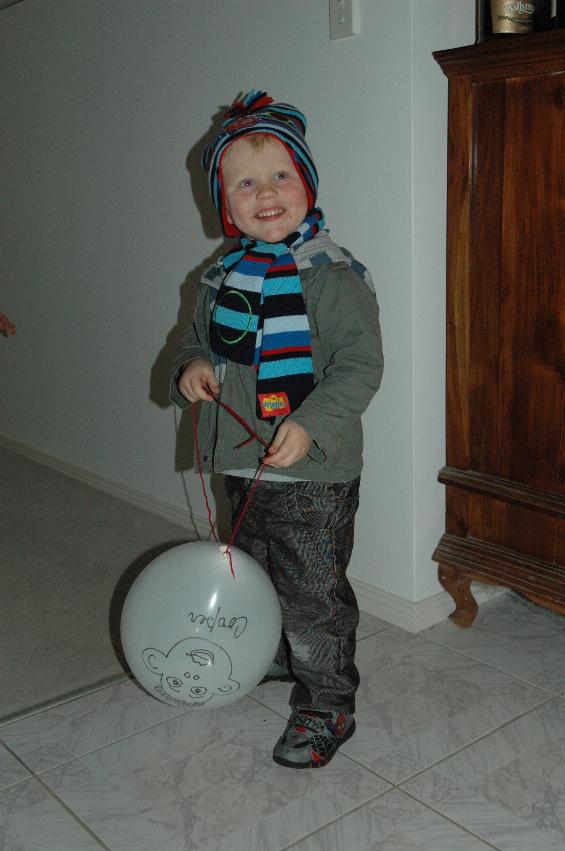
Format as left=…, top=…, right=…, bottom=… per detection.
left=212, top=289, right=254, bottom=345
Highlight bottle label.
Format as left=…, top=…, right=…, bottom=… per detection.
left=491, top=0, right=535, bottom=32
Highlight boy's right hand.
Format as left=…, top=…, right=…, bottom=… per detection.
left=178, top=359, right=219, bottom=403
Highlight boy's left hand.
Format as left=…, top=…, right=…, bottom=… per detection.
left=265, top=421, right=313, bottom=468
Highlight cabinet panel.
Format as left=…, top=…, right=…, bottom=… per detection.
left=467, top=494, right=557, bottom=563
left=498, top=73, right=565, bottom=491
left=465, top=73, right=565, bottom=492
left=467, top=80, right=505, bottom=478
left=446, top=488, right=557, bottom=563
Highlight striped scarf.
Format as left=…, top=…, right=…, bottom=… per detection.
left=210, top=209, right=324, bottom=420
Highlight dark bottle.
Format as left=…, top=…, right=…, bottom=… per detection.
left=475, top=0, right=492, bottom=42
left=536, top=0, right=553, bottom=29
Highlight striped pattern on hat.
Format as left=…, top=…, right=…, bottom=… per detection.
left=202, top=90, right=319, bottom=237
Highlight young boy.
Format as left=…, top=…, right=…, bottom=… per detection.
left=170, top=90, right=383, bottom=768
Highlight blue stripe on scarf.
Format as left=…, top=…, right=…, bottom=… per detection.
left=262, top=277, right=303, bottom=296
left=258, top=357, right=313, bottom=379
left=259, top=330, right=312, bottom=350
left=213, top=306, right=259, bottom=331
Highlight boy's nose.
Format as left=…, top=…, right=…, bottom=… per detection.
left=257, top=180, right=276, bottom=198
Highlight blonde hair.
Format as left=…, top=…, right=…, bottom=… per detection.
left=223, top=134, right=274, bottom=158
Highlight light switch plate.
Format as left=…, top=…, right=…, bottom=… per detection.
left=329, top=0, right=361, bottom=40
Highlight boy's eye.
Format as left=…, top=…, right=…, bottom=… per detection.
left=274, top=171, right=288, bottom=180
left=239, top=178, right=253, bottom=189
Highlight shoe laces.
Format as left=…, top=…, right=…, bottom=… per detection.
left=292, top=710, right=328, bottom=735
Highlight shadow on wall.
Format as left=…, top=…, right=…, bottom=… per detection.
left=148, top=104, right=234, bottom=539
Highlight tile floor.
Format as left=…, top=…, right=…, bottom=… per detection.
left=2, top=594, right=565, bottom=850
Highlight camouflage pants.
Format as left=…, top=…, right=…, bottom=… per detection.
left=224, top=475, right=361, bottom=713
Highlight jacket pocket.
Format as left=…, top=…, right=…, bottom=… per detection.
left=291, top=478, right=360, bottom=530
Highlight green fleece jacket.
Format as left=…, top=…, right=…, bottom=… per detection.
left=169, top=233, right=384, bottom=482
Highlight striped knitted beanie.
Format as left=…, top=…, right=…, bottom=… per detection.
left=202, top=90, right=319, bottom=237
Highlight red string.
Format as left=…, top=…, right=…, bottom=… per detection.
left=224, top=461, right=266, bottom=577
left=192, top=398, right=268, bottom=578
left=212, top=395, right=269, bottom=448
left=192, top=405, right=218, bottom=542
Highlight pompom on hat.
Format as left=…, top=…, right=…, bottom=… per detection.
left=202, top=90, right=319, bottom=237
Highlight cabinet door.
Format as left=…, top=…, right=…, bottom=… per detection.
left=464, top=71, right=565, bottom=495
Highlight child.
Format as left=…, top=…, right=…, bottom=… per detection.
left=170, top=90, right=383, bottom=768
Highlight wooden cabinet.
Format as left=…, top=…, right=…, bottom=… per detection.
left=432, top=31, right=565, bottom=626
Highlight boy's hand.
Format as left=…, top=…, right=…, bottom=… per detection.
left=178, top=359, right=219, bottom=402
left=265, top=421, right=312, bottom=468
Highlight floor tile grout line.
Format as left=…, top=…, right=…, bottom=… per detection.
left=2, top=705, right=200, bottom=779
left=278, top=788, right=392, bottom=851
left=247, top=690, right=557, bottom=790
left=394, top=693, right=556, bottom=787
left=0, top=740, right=36, bottom=790
left=6, top=694, right=292, bottom=780
left=356, top=620, right=565, bottom=699
left=356, top=625, right=395, bottom=642
left=398, top=787, right=504, bottom=850
left=419, top=633, right=565, bottom=696
left=34, top=773, right=113, bottom=851
left=247, top=692, right=407, bottom=819
left=0, top=673, right=132, bottom=730
left=279, top=782, right=502, bottom=850
left=4, top=694, right=394, bottom=851
left=30, top=687, right=391, bottom=851
left=312, top=692, right=556, bottom=790
left=4, top=686, right=351, bottom=781
left=0, top=740, right=111, bottom=851
left=297, top=694, right=551, bottom=851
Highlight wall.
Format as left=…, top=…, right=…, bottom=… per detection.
left=412, top=0, right=475, bottom=600
left=1, top=0, right=475, bottom=623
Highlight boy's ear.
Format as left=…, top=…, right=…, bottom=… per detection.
left=225, top=205, right=233, bottom=226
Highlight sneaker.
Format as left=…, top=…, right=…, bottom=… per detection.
left=273, top=708, right=355, bottom=769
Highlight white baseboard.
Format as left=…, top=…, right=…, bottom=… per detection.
left=2, top=434, right=507, bottom=632
left=350, top=575, right=508, bottom=633
left=1, top=434, right=212, bottom=540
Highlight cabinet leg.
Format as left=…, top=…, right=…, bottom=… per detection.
left=438, top=563, right=478, bottom=627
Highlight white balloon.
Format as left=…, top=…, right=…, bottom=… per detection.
left=120, top=541, right=282, bottom=709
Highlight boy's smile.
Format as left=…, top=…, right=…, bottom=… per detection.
left=221, top=136, right=309, bottom=243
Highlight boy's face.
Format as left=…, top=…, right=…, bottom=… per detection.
left=221, top=136, right=309, bottom=243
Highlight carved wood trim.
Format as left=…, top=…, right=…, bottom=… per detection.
left=438, top=467, right=565, bottom=518
left=438, top=563, right=479, bottom=627
left=434, top=30, right=565, bottom=79
left=433, top=534, right=565, bottom=606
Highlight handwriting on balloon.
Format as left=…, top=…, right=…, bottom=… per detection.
left=186, top=606, right=248, bottom=639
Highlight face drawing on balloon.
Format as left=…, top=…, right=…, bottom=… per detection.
left=141, top=637, right=240, bottom=706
